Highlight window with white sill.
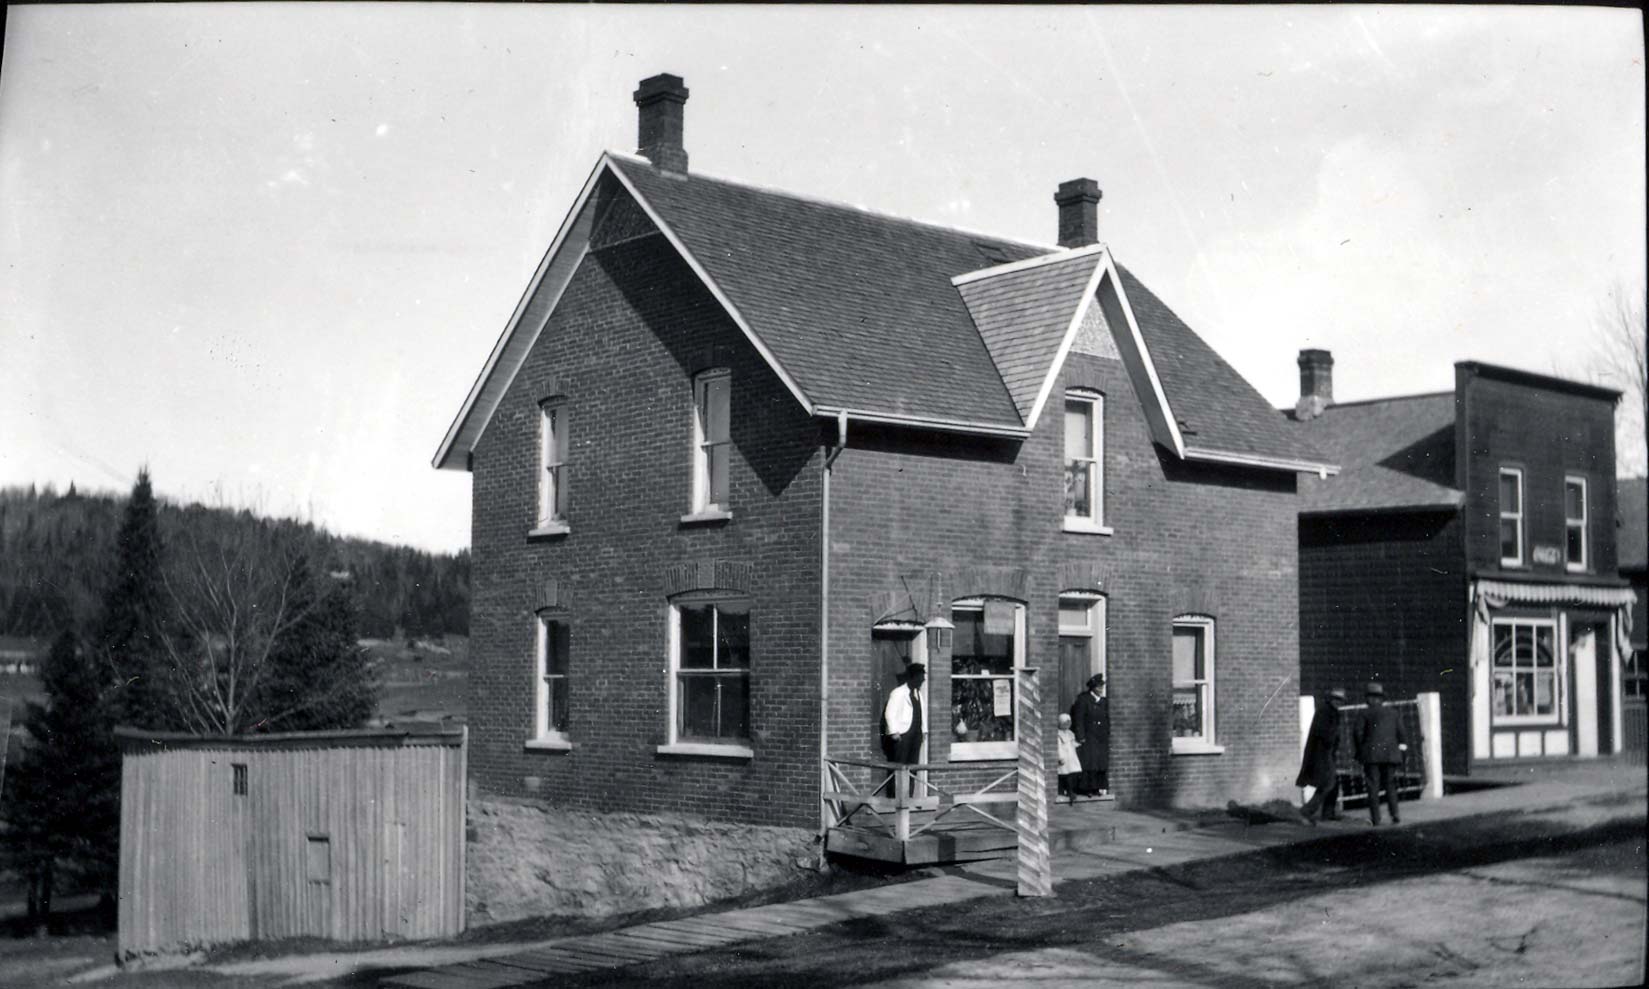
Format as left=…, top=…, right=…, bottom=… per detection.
left=669, top=596, right=751, bottom=745
left=1498, top=467, right=1524, bottom=566
left=1171, top=616, right=1216, bottom=751
left=537, top=400, right=569, bottom=529
left=533, top=616, right=570, bottom=742
left=950, top=599, right=1025, bottom=759
left=1564, top=475, right=1588, bottom=571
left=691, top=370, right=731, bottom=514
left=1063, top=391, right=1104, bottom=529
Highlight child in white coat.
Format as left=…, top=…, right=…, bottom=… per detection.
left=1056, top=712, right=1081, bottom=801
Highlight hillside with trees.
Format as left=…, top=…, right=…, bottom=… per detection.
left=0, top=483, right=469, bottom=642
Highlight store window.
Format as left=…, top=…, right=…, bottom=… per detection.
left=1491, top=618, right=1559, bottom=723
left=950, top=599, right=1025, bottom=760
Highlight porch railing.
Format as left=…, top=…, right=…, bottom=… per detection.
left=822, top=757, right=1018, bottom=843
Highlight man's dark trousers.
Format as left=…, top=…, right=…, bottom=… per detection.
left=1364, top=764, right=1400, bottom=824
left=1302, top=777, right=1341, bottom=820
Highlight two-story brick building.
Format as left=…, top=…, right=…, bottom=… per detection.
left=433, top=75, right=1336, bottom=842
left=1290, top=352, right=1636, bottom=774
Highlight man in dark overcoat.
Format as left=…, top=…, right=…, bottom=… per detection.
left=1297, top=687, right=1346, bottom=823
left=1069, top=673, right=1109, bottom=796
left=1353, top=681, right=1410, bottom=825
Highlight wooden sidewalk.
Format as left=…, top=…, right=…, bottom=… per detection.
left=379, top=874, right=1006, bottom=988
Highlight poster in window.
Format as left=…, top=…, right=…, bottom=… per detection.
left=992, top=678, right=1013, bottom=717
left=984, top=600, right=1015, bottom=636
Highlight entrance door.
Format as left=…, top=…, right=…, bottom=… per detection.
left=871, top=625, right=928, bottom=766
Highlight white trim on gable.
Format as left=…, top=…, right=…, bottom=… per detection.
left=1184, top=446, right=1340, bottom=477
left=432, top=153, right=815, bottom=471
left=433, top=158, right=608, bottom=470
left=950, top=242, right=1108, bottom=287
left=1022, top=254, right=1110, bottom=432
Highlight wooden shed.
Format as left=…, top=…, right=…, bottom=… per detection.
left=116, top=724, right=466, bottom=959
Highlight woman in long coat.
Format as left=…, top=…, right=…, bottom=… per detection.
left=1069, top=674, right=1109, bottom=796
left=1297, top=687, right=1345, bottom=822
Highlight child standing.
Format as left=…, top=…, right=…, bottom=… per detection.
left=1056, top=712, right=1080, bottom=801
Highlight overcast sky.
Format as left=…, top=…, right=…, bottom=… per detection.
left=2, top=4, right=1643, bottom=554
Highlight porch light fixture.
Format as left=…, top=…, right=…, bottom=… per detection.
left=925, top=613, right=954, bottom=652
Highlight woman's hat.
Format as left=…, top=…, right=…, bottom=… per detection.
left=1085, top=674, right=1106, bottom=690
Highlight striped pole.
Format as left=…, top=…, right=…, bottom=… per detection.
left=1015, top=666, right=1053, bottom=897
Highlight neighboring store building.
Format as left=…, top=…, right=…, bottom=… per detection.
left=1290, top=353, right=1636, bottom=774
left=1618, top=477, right=1646, bottom=759
left=433, top=74, right=1337, bottom=834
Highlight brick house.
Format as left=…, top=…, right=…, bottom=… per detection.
left=433, top=74, right=1336, bottom=838
left=1290, top=353, right=1637, bottom=774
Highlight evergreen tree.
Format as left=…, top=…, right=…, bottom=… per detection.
left=95, top=470, right=173, bottom=728
left=0, top=630, right=122, bottom=920
left=252, top=566, right=375, bottom=733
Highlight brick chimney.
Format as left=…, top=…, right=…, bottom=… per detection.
left=634, top=73, right=689, bottom=174
left=1296, top=348, right=1334, bottom=420
left=1054, top=178, right=1102, bottom=248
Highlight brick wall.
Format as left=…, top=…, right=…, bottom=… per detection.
left=828, top=348, right=1305, bottom=809
left=468, top=226, right=823, bottom=829
left=1456, top=367, right=1620, bottom=577
left=1298, top=510, right=1471, bottom=775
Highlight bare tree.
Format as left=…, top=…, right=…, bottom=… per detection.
left=1597, top=282, right=1647, bottom=477
left=150, top=513, right=372, bottom=735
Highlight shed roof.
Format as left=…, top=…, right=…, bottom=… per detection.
left=113, top=725, right=466, bottom=751
left=1289, top=392, right=1463, bottom=514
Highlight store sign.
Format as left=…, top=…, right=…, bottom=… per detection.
left=1531, top=545, right=1562, bottom=566
left=984, top=600, right=1016, bottom=636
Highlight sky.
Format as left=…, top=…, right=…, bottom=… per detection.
left=1, top=3, right=1643, bottom=554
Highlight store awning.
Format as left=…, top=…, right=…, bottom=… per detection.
left=1475, top=579, right=1636, bottom=610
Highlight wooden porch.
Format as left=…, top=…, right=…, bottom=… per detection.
left=822, top=758, right=1020, bottom=865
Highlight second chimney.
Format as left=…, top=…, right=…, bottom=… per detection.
left=634, top=73, right=689, bottom=173
left=1055, top=178, right=1102, bottom=248
left=1295, top=348, right=1334, bottom=420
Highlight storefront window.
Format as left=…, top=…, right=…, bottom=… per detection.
left=950, top=599, right=1024, bottom=759
left=1491, top=619, right=1557, bottom=722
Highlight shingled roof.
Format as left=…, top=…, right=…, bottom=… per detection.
left=1289, top=392, right=1464, bottom=514
left=435, top=151, right=1335, bottom=475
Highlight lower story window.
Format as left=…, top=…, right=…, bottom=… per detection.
left=535, top=616, right=570, bottom=739
left=673, top=597, right=751, bottom=742
left=1491, top=619, right=1558, bottom=722
left=1171, top=616, right=1215, bottom=747
left=1626, top=649, right=1647, bottom=701
left=951, top=599, right=1024, bottom=758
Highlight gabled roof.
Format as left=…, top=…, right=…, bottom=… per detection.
left=434, top=152, right=1337, bottom=476
left=1289, top=393, right=1464, bottom=514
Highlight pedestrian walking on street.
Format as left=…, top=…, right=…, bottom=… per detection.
left=1297, top=687, right=1346, bottom=824
left=1056, top=712, right=1080, bottom=801
left=1354, top=681, right=1410, bottom=825
left=1069, top=674, right=1109, bottom=796
left=880, top=663, right=925, bottom=800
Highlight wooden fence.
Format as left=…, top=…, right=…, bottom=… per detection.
left=116, top=725, right=466, bottom=959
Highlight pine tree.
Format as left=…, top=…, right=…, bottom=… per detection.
left=252, top=564, right=376, bottom=733
left=0, top=630, right=122, bottom=921
left=96, top=470, right=173, bottom=728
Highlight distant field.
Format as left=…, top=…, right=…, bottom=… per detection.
left=0, top=637, right=469, bottom=734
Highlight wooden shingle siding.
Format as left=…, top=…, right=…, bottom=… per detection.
left=117, top=728, right=465, bottom=959
left=957, top=253, right=1103, bottom=421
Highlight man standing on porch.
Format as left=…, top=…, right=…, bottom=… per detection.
left=882, top=662, right=925, bottom=765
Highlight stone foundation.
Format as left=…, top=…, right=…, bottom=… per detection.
left=466, top=796, right=818, bottom=925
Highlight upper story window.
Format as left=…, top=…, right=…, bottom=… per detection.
left=1171, top=615, right=1218, bottom=753
left=1498, top=467, right=1524, bottom=566
left=1063, top=391, right=1106, bottom=532
left=536, top=401, right=569, bottom=531
left=534, top=616, right=570, bottom=742
left=669, top=596, right=751, bottom=745
left=1564, top=475, right=1588, bottom=571
left=950, top=599, right=1026, bottom=761
left=691, top=370, right=731, bottom=515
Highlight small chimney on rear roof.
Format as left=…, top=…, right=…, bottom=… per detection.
left=1054, top=178, right=1102, bottom=248
left=634, top=73, right=689, bottom=174
left=1296, top=348, right=1334, bottom=420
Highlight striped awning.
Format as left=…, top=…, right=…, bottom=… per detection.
left=1475, top=579, right=1637, bottom=609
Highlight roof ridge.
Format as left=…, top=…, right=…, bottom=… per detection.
left=1314, top=390, right=1455, bottom=411
left=605, top=150, right=1056, bottom=254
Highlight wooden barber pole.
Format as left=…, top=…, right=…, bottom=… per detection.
left=1015, top=666, right=1054, bottom=897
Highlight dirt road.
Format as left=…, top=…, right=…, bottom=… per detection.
left=546, top=801, right=1645, bottom=989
